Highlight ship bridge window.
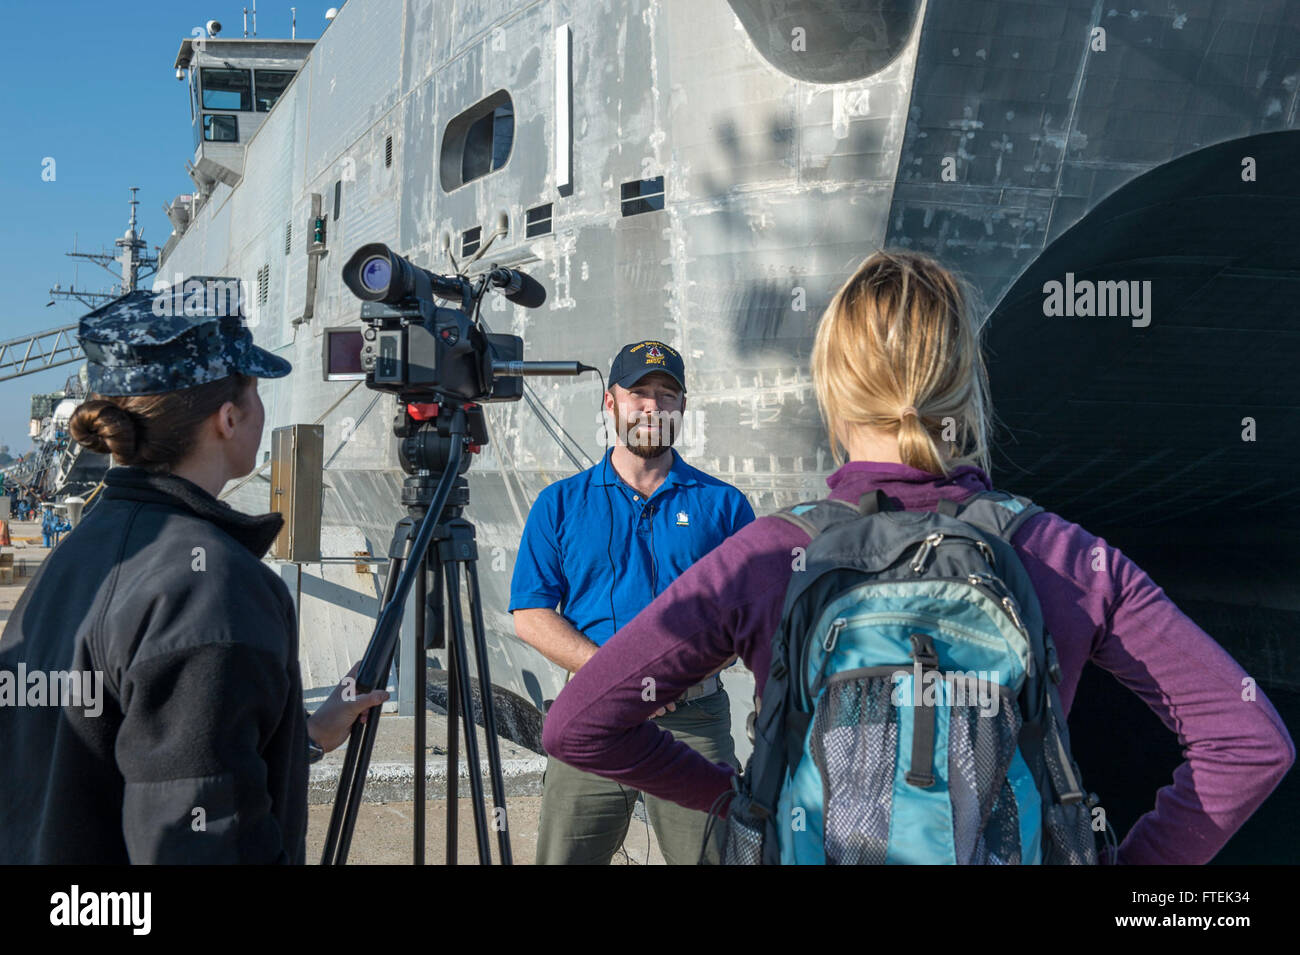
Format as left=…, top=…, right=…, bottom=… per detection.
left=255, top=70, right=295, bottom=112
left=203, top=114, right=238, bottom=142
left=440, top=91, right=514, bottom=192
left=200, top=68, right=252, bottom=111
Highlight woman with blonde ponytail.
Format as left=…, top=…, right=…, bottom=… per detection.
left=808, top=249, right=994, bottom=478
left=542, top=248, right=1294, bottom=865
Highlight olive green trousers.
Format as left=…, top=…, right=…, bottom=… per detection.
left=535, top=690, right=737, bottom=865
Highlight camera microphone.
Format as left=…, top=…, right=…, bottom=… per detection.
left=487, top=267, right=547, bottom=308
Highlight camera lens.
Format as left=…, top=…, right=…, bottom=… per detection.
left=359, top=255, right=393, bottom=294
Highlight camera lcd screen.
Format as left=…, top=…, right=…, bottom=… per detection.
left=323, top=329, right=366, bottom=381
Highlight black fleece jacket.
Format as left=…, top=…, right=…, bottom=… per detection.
left=0, top=467, right=308, bottom=863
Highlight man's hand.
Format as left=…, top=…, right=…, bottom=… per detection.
left=307, top=663, right=391, bottom=753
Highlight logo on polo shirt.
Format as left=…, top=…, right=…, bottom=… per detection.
left=676, top=510, right=689, bottom=526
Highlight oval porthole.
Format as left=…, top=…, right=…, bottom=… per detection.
left=440, top=90, right=514, bottom=192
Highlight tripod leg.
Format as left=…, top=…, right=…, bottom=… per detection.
left=321, top=719, right=366, bottom=865
left=443, top=558, right=493, bottom=863
left=322, top=551, right=404, bottom=865
left=437, top=558, right=457, bottom=865
left=413, top=551, right=427, bottom=866
left=464, top=559, right=514, bottom=864
left=334, top=640, right=396, bottom=864
left=426, top=553, right=452, bottom=867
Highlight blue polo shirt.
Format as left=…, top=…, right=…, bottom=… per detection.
left=509, top=447, right=755, bottom=646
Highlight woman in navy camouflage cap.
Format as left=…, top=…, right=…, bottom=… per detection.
left=0, top=280, right=386, bottom=864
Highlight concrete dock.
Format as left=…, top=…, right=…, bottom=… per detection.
left=0, top=521, right=52, bottom=625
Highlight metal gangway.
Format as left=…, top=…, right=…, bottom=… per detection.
left=0, top=325, right=83, bottom=385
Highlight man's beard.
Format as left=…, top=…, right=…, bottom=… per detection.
left=618, top=408, right=680, bottom=460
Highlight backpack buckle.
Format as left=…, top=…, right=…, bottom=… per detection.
left=909, top=633, right=939, bottom=668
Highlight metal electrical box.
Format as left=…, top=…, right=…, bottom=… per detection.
left=269, top=424, right=323, bottom=563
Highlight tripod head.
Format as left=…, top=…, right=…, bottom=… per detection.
left=395, top=399, right=487, bottom=519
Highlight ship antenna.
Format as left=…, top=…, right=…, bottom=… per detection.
left=127, top=186, right=139, bottom=236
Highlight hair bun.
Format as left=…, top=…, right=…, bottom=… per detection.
left=69, top=399, right=139, bottom=460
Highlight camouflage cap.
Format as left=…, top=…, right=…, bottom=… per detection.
left=78, top=276, right=291, bottom=396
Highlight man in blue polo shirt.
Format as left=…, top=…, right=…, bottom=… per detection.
left=510, top=340, right=754, bottom=865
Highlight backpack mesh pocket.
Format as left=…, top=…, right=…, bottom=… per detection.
left=948, top=695, right=1021, bottom=863
left=1040, top=700, right=1099, bottom=864
left=978, top=779, right=1022, bottom=864
left=720, top=797, right=766, bottom=865
left=810, top=676, right=898, bottom=865
left=1042, top=802, right=1096, bottom=864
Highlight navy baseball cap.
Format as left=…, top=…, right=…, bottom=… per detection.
left=608, top=340, right=686, bottom=393
left=78, top=277, right=292, bottom=396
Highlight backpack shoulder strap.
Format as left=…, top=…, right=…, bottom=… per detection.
left=770, top=489, right=893, bottom=539
left=936, top=490, right=1044, bottom=544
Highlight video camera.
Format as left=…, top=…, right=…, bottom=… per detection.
left=324, top=242, right=581, bottom=402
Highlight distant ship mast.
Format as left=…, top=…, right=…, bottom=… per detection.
left=47, top=186, right=159, bottom=308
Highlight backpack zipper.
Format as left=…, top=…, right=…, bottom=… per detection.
left=799, top=578, right=1030, bottom=707
left=911, top=533, right=995, bottom=574
left=966, top=571, right=1028, bottom=637
left=910, top=533, right=944, bottom=572
left=805, top=618, right=849, bottom=702
left=801, top=609, right=1019, bottom=707
left=822, top=618, right=847, bottom=651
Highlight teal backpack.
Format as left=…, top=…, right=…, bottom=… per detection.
left=715, top=489, right=1111, bottom=864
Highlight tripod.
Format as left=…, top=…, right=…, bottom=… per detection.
left=321, top=402, right=513, bottom=865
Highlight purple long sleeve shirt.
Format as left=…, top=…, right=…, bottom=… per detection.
left=542, top=460, right=1295, bottom=865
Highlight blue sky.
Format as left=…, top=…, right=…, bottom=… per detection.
left=0, top=1, right=329, bottom=456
